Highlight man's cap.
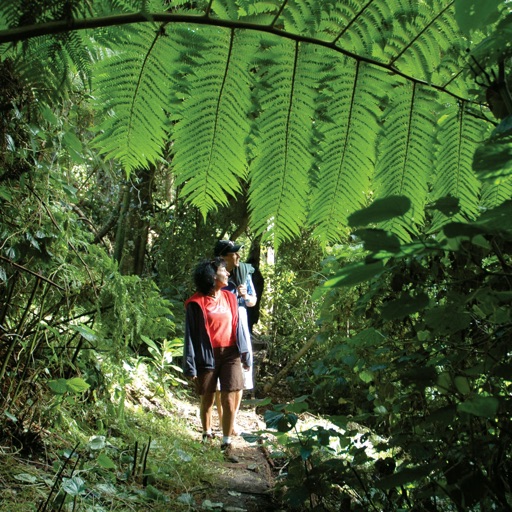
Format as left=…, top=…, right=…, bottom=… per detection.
left=214, top=239, right=243, bottom=256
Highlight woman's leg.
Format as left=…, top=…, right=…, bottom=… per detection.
left=220, top=390, right=238, bottom=437
left=215, top=390, right=223, bottom=428
left=200, top=392, right=216, bottom=433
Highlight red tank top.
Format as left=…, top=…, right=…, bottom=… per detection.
left=204, top=293, right=233, bottom=348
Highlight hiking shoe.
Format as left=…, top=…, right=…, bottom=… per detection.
left=202, top=432, right=215, bottom=443
left=221, top=443, right=239, bottom=463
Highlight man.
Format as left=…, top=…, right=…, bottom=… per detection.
left=213, top=239, right=257, bottom=434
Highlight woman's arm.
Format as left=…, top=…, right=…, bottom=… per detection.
left=183, top=303, right=200, bottom=377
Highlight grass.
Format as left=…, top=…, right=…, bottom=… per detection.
left=0, top=370, right=225, bottom=512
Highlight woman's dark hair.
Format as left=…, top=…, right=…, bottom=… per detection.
left=193, top=257, right=226, bottom=295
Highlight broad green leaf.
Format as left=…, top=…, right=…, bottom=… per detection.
left=380, top=292, right=429, bottom=320
left=354, top=229, right=401, bottom=253
left=177, top=493, right=194, bottom=505
left=359, top=370, right=374, bottom=383
left=48, top=378, right=68, bottom=395
left=97, top=453, right=116, bottom=469
left=454, top=0, right=502, bottom=35
left=61, top=476, right=86, bottom=496
left=264, top=410, right=298, bottom=432
left=348, top=196, right=411, bottom=227
left=87, top=436, right=106, bottom=451
left=66, top=377, right=90, bottom=394
left=4, top=410, right=17, bottom=422
left=436, top=372, right=453, bottom=394
left=426, top=196, right=460, bottom=216
left=70, top=324, right=98, bottom=342
left=346, top=328, right=385, bottom=347
left=285, top=396, right=310, bottom=414
left=141, top=334, right=159, bottom=351
left=454, top=376, right=471, bottom=396
left=473, top=137, right=512, bottom=182
left=300, top=445, right=313, bottom=460
left=425, top=304, right=471, bottom=334
left=324, top=260, right=385, bottom=288
left=14, top=473, right=38, bottom=483
left=243, top=396, right=272, bottom=407
left=458, top=396, right=499, bottom=418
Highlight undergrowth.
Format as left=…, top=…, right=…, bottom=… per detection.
left=0, top=372, right=222, bottom=512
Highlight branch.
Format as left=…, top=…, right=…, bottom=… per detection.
left=0, top=254, right=64, bottom=290
left=263, top=333, right=318, bottom=394
left=0, top=12, right=475, bottom=104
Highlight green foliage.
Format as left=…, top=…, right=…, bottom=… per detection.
left=93, top=22, right=177, bottom=170
left=1, top=0, right=509, bottom=245
left=172, top=27, right=255, bottom=211
left=268, top=199, right=512, bottom=510
left=1, top=368, right=222, bottom=512
left=0, top=2, right=511, bottom=510
left=258, top=232, right=324, bottom=363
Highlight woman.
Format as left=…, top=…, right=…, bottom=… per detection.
left=183, top=258, right=251, bottom=462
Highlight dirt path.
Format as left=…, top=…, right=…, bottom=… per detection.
left=174, top=337, right=286, bottom=511
left=184, top=399, right=280, bottom=512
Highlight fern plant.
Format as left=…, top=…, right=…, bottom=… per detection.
left=0, top=0, right=509, bottom=246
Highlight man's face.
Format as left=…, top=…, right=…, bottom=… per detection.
left=223, top=252, right=240, bottom=270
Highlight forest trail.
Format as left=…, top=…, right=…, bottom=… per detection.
left=174, top=338, right=283, bottom=511
left=179, top=399, right=280, bottom=512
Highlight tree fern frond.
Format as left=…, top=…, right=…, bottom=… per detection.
left=331, top=0, right=394, bottom=61
left=248, top=37, right=319, bottom=247
left=92, top=22, right=176, bottom=171
left=0, top=0, right=20, bottom=30
left=480, top=178, right=512, bottom=211
left=172, top=27, right=256, bottom=214
left=429, top=102, right=487, bottom=232
left=209, top=0, right=240, bottom=20
left=11, top=31, right=92, bottom=102
left=222, top=0, right=281, bottom=24
left=374, top=83, right=438, bottom=241
left=308, top=59, right=386, bottom=244
left=391, top=1, right=467, bottom=87
left=276, top=0, right=334, bottom=37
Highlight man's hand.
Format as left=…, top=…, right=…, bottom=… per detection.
left=237, top=284, right=247, bottom=298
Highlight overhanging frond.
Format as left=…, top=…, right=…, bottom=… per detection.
left=248, top=37, right=319, bottom=247
left=374, top=83, right=439, bottom=241
left=429, top=101, right=487, bottom=232
left=0, top=0, right=504, bottom=245
left=92, top=22, right=176, bottom=171
left=308, top=58, right=386, bottom=244
left=172, top=27, right=256, bottom=214
left=481, top=178, right=512, bottom=211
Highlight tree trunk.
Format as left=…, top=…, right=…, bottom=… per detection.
left=263, top=333, right=317, bottom=394
left=115, top=166, right=155, bottom=275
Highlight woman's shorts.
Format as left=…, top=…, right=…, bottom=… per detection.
left=196, top=345, right=243, bottom=395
